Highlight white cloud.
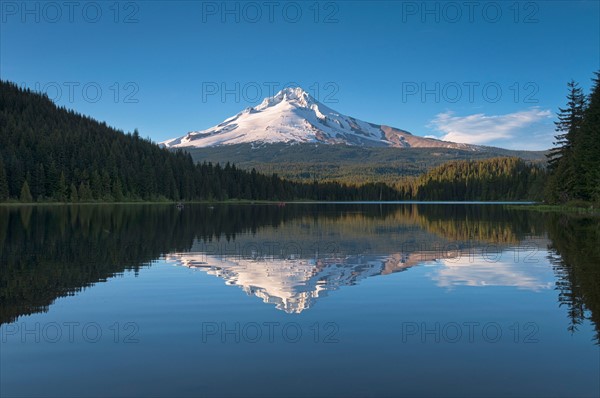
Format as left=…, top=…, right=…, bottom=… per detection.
left=428, top=108, right=553, bottom=148
left=429, top=256, right=555, bottom=292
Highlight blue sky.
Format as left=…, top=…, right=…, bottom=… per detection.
left=1, top=0, right=599, bottom=150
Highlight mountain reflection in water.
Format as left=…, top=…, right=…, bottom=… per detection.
left=165, top=236, right=552, bottom=313
left=0, top=203, right=598, bottom=342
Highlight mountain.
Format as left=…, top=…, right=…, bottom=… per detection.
left=0, top=80, right=400, bottom=202
left=162, top=87, right=477, bottom=150
left=162, top=86, right=547, bottom=185
left=0, top=79, right=547, bottom=202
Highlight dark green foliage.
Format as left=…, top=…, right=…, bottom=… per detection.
left=56, top=172, right=68, bottom=202
left=396, top=157, right=546, bottom=201
left=69, top=183, right=78, bottom=202
left=78, top=183, right=93, bottom=202
left=546, top=72, right=600, bottom=204
left=546, top=81, right=586, bottom=172
left=187, top=143, right=547, bottom=186
left=19, top=180, right=32, bottom=202
left=546, top=213, right=600, bottom=341
left=0, top=155, right=8, bottom=201
left=1, top=80, right=225, bottom=201
left=579, top=72, right=600, bottom=202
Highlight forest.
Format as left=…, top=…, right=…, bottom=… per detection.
left=1, top=80, right=545, bottom=202
left=545, top=72, right=600, bottom=204
left=395, top=157, right=546, bottom=201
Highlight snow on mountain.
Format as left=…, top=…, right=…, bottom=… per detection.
left=164, top=242, right=552, bottom=313
left=165, top=251, right=421, bottom=313
left=161, top=87, right=477, bottom=150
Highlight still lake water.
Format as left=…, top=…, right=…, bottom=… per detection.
left=1, top=203, right=598, bottom=397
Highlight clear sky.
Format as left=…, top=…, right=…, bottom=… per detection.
left=1, top=0, right=599, bottom=150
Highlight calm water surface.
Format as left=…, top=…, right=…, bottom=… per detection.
left=1, top=204, right=599, bottom=397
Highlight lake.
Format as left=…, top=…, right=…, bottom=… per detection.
left=1, top=203, right=598, bottom=397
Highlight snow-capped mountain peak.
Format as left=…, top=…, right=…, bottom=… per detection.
left=161, top=86, right=476, bottom=150
left=257, top=87, right=314, bottom=109
left=246, top=87, right=322, bottom=118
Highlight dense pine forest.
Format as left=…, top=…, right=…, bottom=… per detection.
left=545, top=72, right=600, bottom=204
left=1, top=80, right=545, bottom=202
left=395, top=157, right=546, bottom=201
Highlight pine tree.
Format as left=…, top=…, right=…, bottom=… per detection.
left=547, top=81, right=586, bottom=170
left=56, top=172, right=68, bottom=202
left=0, top=155, right=9, bottom=201
left=32, top=163, right=46, bottom=199
left=20, top=180, right=33, bottom=202
left=70, top=183, right=79, bottom=202
left=545, top=80, right=588, bottom=203
left=577, top=71, right=600, bottom=202
left=90, top=171, right=101, bottom=200
left=78, top=182, right=93, bottom=202
left=112, top=177, right=124, bottom=202
left=45, top=161, right=59, bottom=200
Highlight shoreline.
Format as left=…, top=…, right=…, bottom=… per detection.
left=505, top=203, right=600, bottom=215
left=2, top=201, right=597, bottom=214
left=1, top=200, right=539, bottom=206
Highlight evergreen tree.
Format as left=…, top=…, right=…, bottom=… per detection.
left=0, top=155, right=9, bottom=201
left=112, top=177, right=124, bottom=202
left=577, top=71, right=600, bottom=202
left=78, top=182, right=93, bottom=202
left=32, top=163, right=46, bottom=200
left=545, top=81, right=587, bottom=202
left=45, top=162, right=59, bottom=200
left=20, top=180, right=33, bottom=202
left=70, top=183, right=79, bottom=202
left=408, top=157, right=545, bottom=201
left=547, top=81, right=586, bottom=171
left=546, top=72, right=600, bottom=204
left=56, top=172, right=68, bottom=202
left=90, top=170, right=102, bottom=200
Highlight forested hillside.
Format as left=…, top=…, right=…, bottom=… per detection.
left=187, top=143, right=546, bottom=186
left=396, top=157, right=546, bottom=201
left=0, top=81, right=399, bottom=202
left=0, top=80, right=201, bottom=201
left=0, top=80, right=547, bottom=202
